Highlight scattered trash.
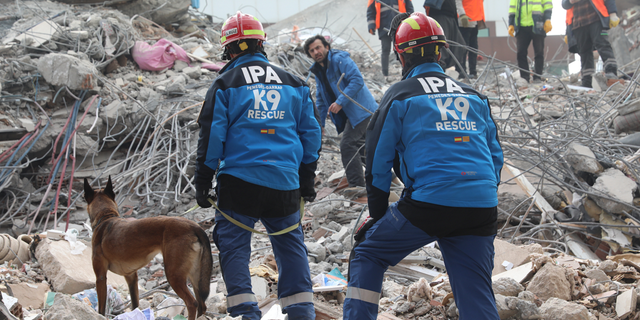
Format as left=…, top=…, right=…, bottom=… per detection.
left=132, top=39, right=190, bottom=71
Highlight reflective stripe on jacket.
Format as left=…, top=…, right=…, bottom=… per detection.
left=367, top=0, right=414, bottom=36
left=508, top=0, right=552, bottom=34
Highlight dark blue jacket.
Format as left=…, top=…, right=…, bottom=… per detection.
left=365, top=62, right=504, bottom=219
left=195, top=53, right=322, bottom=191
left=309, top=50, right=378, bottom=134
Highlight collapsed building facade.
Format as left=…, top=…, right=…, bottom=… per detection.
left=0, top=0, right=640, bottom=319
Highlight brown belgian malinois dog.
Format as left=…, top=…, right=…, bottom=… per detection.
left=84, top=177, right=212, bottom=320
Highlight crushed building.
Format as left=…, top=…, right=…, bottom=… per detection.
left=1, top=0, right=640, bottom=319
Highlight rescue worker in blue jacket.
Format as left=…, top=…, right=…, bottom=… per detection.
left=194, top=12, right=321, bottom=320
left=304, top=35, right=378, bottom=189
left=343, top=12, right=503, bottom=320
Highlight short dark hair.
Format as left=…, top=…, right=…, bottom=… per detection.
left=223, top=39, right=267, bottom=60
left=303, top=35, right=331, bottom=57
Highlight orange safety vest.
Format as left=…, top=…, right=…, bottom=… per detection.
left=566, top=0, right=609, bottom=25
left=462, top=0, right=485, bottom=22
left=368, top=0, right=408, bottom=29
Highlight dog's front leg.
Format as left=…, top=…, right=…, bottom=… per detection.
left=92, top=255, right=109, bottom=315
left=125, top=272, right=139, bottom=310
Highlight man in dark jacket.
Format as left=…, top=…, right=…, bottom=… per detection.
left=367, top=0, right=415, bottom=76
left=304, top=35, right=378, bottom=189
left=563, top=0, right=619, bottom=88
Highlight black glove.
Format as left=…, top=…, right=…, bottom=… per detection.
left=299, top=161, right=317, bottom=202
left=196, top=185, right=215, bottom=208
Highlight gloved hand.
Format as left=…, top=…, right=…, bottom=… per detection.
left=508, top=25, right=515, bottom=37
left=544, top=20, right=552, bottom=33
left=460, top=14, right=470, bottom=28
left=369, top=29, right=375, bottom=35
left=609, top=13, right=619, bottom=28
left=196, top=185, right=215, bottom=208
left=564, top=35, right=568, bottom=44
left=300, top=185, right=316, bottom=203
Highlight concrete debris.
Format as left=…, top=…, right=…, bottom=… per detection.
left=1, top=0, right=640, bottom=319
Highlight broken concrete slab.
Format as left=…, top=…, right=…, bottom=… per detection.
left=493, top=238, right=531, bottom=276
left=6, top=282, right=50, bottom=309
left=37, top=53, right=98, bottom=90
left=590, top=168, right=637, bottom=214
left=539, top=297, right=589, bottom=320
left=564, top=142, right=603, bottom=174
left=34, top=238, right=126, bottom=294
left=45, top=292, right=106, bottom=320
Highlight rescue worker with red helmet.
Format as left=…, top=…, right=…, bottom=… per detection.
left=194, top=11, right=320, bottom=320
left=343, top=12, right=503, bottom=320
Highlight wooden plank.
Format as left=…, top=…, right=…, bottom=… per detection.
left=401, top=255, right=446, bottom=270
left=492, top=262, right=534, bottom=283
left=388, top=264, right=441, bottom=282
left=615, top=289, right=637, bottom=319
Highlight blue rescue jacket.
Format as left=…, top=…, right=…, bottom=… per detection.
left=195, top=53, right=322, bottom=191
left=365, top=62, right=504, bottom=219
left=309, top=50, right=378, bottom=134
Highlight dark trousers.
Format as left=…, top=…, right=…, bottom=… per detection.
left=515, top=26, right=545, bottom=81
left=459, top=26, right=478, bottom=76
left=341, top=117, right=370, bottom=187
left=430, top=14, right=466, bottom=74
left=380, top=34, right=392, bottom=76
left=573, top=22, right=617, bottom=88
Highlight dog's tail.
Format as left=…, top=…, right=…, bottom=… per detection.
left=195, top=227, right=213, bottom=316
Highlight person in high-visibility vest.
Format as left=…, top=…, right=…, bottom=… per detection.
left=457, top=0, right=485, bottom=78
left=562, top=0, right=619, bottom=88
left=367, top=0, right=415, bottom=76
left=508, top=0, right=553, bottom=83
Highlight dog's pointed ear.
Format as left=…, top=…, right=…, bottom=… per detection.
left=105, top=176, right=115, bottom=200
left=84, top=178, right=95, bottom=204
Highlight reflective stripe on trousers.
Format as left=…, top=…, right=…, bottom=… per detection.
left=279, top=292, right=314, bottom=308
left=227, top=293, right=257, bottom=309
left=345, top=287, right=381, bottom=305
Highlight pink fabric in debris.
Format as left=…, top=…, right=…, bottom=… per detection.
left=131, top=39, right=190, bottom=71
left=201, top=62, right=226, bottom=71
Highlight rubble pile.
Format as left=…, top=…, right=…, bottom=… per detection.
left=0, top=0, right=640, bottom=319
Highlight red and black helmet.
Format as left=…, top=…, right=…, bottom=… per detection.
left=220, top=12, right=266, bottom=48
left=394, top=12, right=448, bottom=54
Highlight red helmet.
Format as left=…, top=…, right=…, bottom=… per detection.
left=394, top=12, right=448, bottom=54
left=220, top=12, right=266, bottom=48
